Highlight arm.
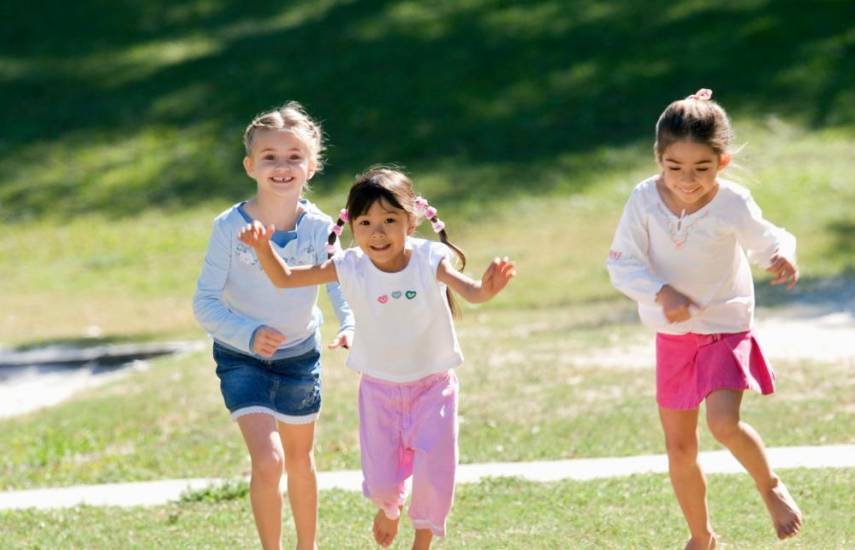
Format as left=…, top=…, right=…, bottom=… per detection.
left=436, top=256, right=516, bottom=304
left=238, top=221, right=338, bottom=288
left=323, top=239, right=355, bottom=349
left=605, top=194, right=668, bottom=307
left=193, top=220, right=263, bottom=352
left=606, top=192, right=695, bottom=322
left=734, top=193, right=799, bottom=289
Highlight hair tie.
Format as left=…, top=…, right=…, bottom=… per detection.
left=325, top=243, right=336, bottom=254
left=338, top=208, right=349, bottom=222
left=431, top=219, right=445, bottom=233
left=330, top=224, right=343, bottom=236
left=690, top=88, right=713, bottom=101
left=414, top=197, right=430, bottom=213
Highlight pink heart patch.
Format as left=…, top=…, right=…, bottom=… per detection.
left=377, top=295, right=389, bottom=304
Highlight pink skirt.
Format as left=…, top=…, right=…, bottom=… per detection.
left=656, top=331, right=775, bottom=410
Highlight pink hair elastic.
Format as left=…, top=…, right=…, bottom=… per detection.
left=338, top=208, right=349, bottom=222
left=331, top=224, right=343, bottom=236
left=690, top=88, right=713, bottom=100
left=325, top=243, right=337, bottom=254
left=431, top=219, right=445, bottom=233
left=415, top=196, right=439, bottom=221
left=414, top=196, right=429, bottom=211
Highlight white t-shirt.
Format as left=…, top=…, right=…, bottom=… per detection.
left=606, top=177, right=796, bottom=334
left=332, top=237, right=464, bottom=382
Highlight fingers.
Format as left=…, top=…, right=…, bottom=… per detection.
left=253, top=328, right=286, bottom=357
left=238, top=221, right=274, bottom=246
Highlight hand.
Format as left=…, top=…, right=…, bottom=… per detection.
left=481, top=257, right=516, bottom=297
left=328, top=329, right=353, bottom=350
left=252, top=326, right=287, bottom=357
left=656, top=285, right=698, bottom=323
left=766, top=254, right=799, bottom=289
left=239, top=220, right=275, bottom=251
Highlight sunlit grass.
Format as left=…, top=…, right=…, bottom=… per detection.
left=1, top=469, right=853, bottom=549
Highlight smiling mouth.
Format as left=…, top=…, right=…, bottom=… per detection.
left=270, top=176, right=294, bottom=184
left=370, top=244, right=391, bottom=251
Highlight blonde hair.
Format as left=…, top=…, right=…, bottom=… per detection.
left=243, top=101, right=325, bottom=170
left=655, top=89, right=733, bottom=159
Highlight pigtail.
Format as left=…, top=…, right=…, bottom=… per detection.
left=326, top=208, right=348, bottom=259
left=414, top=197, right=466, bottom=318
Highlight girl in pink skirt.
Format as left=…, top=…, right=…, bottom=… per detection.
left=607, top=89, right=802, bottom=550
left=239, top=166, right=516, bottom=549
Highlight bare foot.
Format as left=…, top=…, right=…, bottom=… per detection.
left=373, top=509, right=400, bottom=548
left=761, top=479, right=802, bottom=539
left=682, top=533, right=716, bottom=550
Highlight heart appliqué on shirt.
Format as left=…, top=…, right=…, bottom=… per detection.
left=377, top=295, right=389, bottom=304
left=405, top=291, right=417, bottom=300
left=391, top=291, right=402, bottom=299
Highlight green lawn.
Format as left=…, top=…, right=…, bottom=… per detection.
left=2, top=306, right=853, bottom=490
left=1, top=1, right=853, bottom=547
left=2, top=469, right=852, bottom=549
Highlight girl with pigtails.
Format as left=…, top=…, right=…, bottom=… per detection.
left=239, top=166, right=516, bottom=550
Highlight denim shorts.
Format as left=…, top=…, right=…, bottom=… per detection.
left=213, top=341, right=322, bottom=424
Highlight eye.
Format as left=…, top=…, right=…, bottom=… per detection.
left=289, top=155, right=302, bottom=161
left=696, top=168, right=708, bottom=172
left=357, top=219, right=370, bottom=226
left=384, top=217, right=397, bottom=224
left=263, top=154, right=275, bottom=161
left=668, top=167, right=680, bottom=172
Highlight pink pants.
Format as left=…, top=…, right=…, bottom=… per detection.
left=358, top=370, right=459, bottom=537
left=656, top=330, right=775, bottom=410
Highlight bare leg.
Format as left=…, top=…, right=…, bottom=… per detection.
left=706, top=390, right=802, bottom=539
left=373, top=507, right=401, bottom=547
left=238, top=414, right=285, bottom=550
left=412, top=528, right=433, bottom=550
left=659, top=407, right=717, bottom=550
left=278, top=421, right=319, bottom=550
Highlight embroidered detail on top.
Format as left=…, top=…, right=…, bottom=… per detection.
left=236, top=243, right=258, bottom=266
left=657, top=204, right=708, bottom=248
left=376, top=290, right=417, bottom=304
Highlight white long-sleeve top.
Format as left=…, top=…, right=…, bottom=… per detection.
left=606, top=176, right=796, bottom=335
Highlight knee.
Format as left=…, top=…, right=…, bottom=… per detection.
left=707, top=415, right=740, bottom=443
left=251, top=449, right=284, bottom=483
left=664, top=435, right=698, bottom=464
left=284, top=449, right=315, bottom=478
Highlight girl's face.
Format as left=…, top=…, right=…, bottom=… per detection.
left=657, top=140, right=730, bottom=209
left=243, top=129, right=316, bottom=200
left=351, top=199, right=415, bottom=272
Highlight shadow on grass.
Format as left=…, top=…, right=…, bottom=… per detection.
left=5, top=332, right=196, bottom=353
left=1, top=0, right=852, bottom=219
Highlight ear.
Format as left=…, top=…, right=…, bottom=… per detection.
left=717, top=153, right=731, bottom=171
left=243, top=156, right=255, bottom=179
left=307, top=159, right=317, bottom=180
left=406, top=217, right=417, bottom=236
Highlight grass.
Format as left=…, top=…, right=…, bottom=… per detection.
left=2, top=469, right=853, bottom=549
left=2, top=306, right=853, bottom=490
left=1, top=0, right=853, bottom=547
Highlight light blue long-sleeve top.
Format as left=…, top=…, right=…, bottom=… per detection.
left=193, top=199, right=354, bottom=359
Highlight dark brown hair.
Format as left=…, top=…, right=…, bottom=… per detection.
left=327, top=166, right=466, bottom=316
left=655, top=90, right=733, bottom=158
